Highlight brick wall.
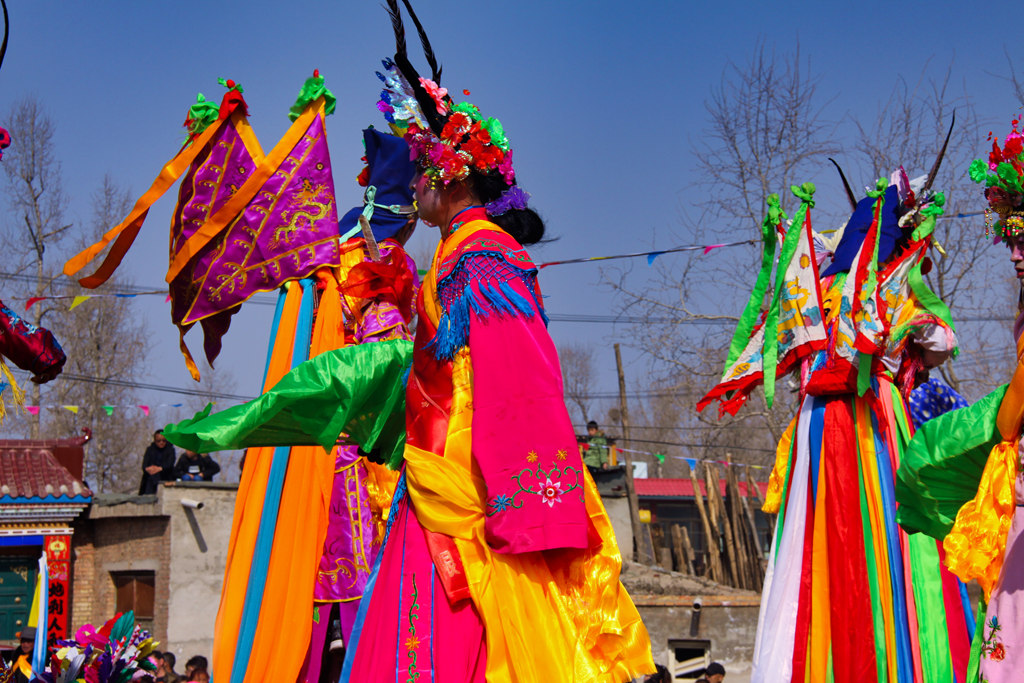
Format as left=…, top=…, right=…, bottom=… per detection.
left=71, top=515, right=171, bottom=642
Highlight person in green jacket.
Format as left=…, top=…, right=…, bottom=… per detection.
left=584, top=421, right=609, bottom=470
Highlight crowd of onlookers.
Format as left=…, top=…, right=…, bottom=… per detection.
left=146, top=651, right=210, bottom=683
left=139, top=429, right=221, bottom=495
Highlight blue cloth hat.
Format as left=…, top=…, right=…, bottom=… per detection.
left=822, top=185, right=904, bottom=277
left=338, top=128, right=417, bottom=242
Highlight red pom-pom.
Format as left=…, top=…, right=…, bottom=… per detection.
left=226, top=79, right=236, bottom=89
left=463, top=89, right=471, bottom=96
left=314, top=69, right=320, bottom=78
left=920, top=257, right=933, bottom=275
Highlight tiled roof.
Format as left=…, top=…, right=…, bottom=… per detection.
left=634, top=477, right=768, bottom=499
left=0, top=446, right=92, bottom=502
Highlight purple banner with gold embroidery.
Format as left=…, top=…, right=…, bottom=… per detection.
left=169, top=116, right=263, bottom=331
left=180, top=110, right=340, bottom=326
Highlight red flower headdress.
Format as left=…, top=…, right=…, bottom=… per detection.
left=970, top=117, right=1024, bottom=238
left=375, top=0, right=516, bottom=186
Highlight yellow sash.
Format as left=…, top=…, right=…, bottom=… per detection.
left=402, top=224, right=653, bottom=682
left=944, top=333, right=1024, bottom=598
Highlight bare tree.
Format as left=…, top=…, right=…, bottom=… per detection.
left=39, top=176, right=152, bottom=492
left=606, top=44, right=839, bottom=468
left=2, top=97, right=71, bottom=435
left=559, top=342, right=597, bottom=426
left=852, top=68, right=1011, bottom=399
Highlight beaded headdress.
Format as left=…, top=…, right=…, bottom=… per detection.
left=375, top=0, right=518, bottom=190
left=969, top=118, right=1024, bottom=239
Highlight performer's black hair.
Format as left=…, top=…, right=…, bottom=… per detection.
left=470, top=172, right=546, bottom=246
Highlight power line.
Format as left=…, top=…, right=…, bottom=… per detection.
left=10, top=368, right=256, bottom=402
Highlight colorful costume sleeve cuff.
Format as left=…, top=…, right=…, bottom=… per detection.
left=468, top=273, right=588, bottom=554
left=163, top=339, right=412, bottom=462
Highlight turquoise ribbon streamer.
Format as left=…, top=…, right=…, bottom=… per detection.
left=723, top=194, right=785, bottom=373
left=761, top=183, right=815, bottom=408
left=231, top=279, right=315, bottom=683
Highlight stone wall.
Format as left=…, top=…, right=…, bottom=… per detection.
left=160, top=483, right=236, bottom=663
left=71, top=483, right=237, bottom=664
left=72, top=501, right=170, bottom=640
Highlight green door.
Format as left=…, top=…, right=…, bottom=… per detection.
left=0, top=556, right=37, bottom=641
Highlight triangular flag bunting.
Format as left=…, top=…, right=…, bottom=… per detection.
left=68, top=295, right=92, bottom=310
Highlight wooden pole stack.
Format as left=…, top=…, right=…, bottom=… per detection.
left=688, top=462, right=722, bottom=582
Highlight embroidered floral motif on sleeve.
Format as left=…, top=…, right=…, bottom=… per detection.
left=981, top=616, right=1005, bottom=664
left=485, top=456, right=584, bottom=516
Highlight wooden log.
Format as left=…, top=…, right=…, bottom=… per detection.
left=658, top=547, right=673, bottom=571
left=724, top=455, right=751, bottom=588
left=671, top=523, right=695, bottom=575
left=689, top=464, right=721, bottom=582
left=615, top=343, right=655, bottom=565
left=746, top=465, right=775, bottom=540
left=680, top=525, right=697, bottom=575
left=706, top=463, right=740, bottom=588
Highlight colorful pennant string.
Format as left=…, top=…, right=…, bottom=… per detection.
left=0, top=398, right=185, bottom=415
left=536, top=239, right=755, bottom=269
left=615, top=445, right=767, bottom=470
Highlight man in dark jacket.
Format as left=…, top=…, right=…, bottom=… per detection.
left=139, top=430, right=176, bottom=494
left=174, top=449, right=221, bottom=481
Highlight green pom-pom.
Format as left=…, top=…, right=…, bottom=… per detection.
left=969, top=159, right=990, bottom=184
left=186, top=93, right=220, bottom=137
left=480, top=117, right=509, bottom=151
left=790, top=182, right=816, bottom=205
left=867, top=178, right=888, bottom=198
left=451, top=102, right=482, bottom=120
left=289, top=74, right=337, bottom=122
left=997, top=162, right=1024, bottom=194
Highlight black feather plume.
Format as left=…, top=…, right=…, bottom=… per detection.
left=828, top=158, right=858, bottom=211
left=922, top=111, right=956, bottom=197
left=384, top=0, right=407, bottom=60
left=382, top=0, right=447, bottom=136
left=400, top=0, right=442, bottom=83
left=0, top=0, right=9, bottom=73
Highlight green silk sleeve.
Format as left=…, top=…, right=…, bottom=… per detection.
left=162, top=339, right=413, bottom=464
left=896, top=384, right=1007, bottom=539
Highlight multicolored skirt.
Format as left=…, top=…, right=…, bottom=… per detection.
left=753, top=379, right=972, bottom=683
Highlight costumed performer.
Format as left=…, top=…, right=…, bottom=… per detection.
left=341, top=2, right=654, bottom=681
left=700, top=145, right=972, bottom=681
left=897, top=119, right=1024, bottom=682
left=298, top=127, right=418, bottom=683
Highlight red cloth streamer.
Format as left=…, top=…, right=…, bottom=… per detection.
left=823, top=399, right=877, bottom=682
left=341, top=251, right=415, bottom=323
left=24, top=406, right=39, bottom=415
left=702, top=243, right=727, bottom=255
left=219, top=89, right=248, bottom=120
left=138, top=405, right=150, bottom=417
left=25, top=297, right=45, bottom=310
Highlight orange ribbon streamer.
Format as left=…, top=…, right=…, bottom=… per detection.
left=62, top=114, right=233, bottom=287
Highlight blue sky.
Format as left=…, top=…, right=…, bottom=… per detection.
left=3, top=0, right=1022, bottom=423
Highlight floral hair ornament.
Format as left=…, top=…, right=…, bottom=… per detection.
left=376, top=0, right=517, bottom=186
left=485, top=185, right=530, bottom=216
left=970, top=116, right=1024, bottom=240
